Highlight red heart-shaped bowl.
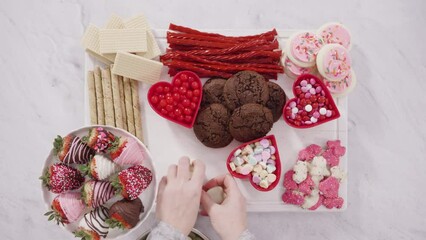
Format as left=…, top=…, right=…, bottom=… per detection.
left=147, top=71, right=203, bottom=128
left=226, top=135, right=282, bottom=192
left=283, top=74, right=340, bottom=128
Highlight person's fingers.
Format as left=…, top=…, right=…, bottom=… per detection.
left=167, top=164, right=177, bottom=181
left=191, top=160, right=205, bottom=185
left=200, top=190, right=215, bottom=216
left=156, top=176, right=167, bottom=203
left=177, top=156, right=191, bottom=180
left=202, top=174, right=226, bottom=191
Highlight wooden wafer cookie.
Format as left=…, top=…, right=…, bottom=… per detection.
left=131, top=80, right=143, bottom=141
left=123, top=77, right=136, bottom=135
left=101, top=67, right=115, bottom=126
left=94, top=67, right=105, bottom=125
left=87, top=71, right=97, bottom=125
left=118, top=76, right=128, bottom=130
left=110, top=66, right=124, bottom=129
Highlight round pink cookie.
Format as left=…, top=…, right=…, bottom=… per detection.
left=282, top=54, right=316, bottom=79
left=323, top=70, right=357, bottom=97
left=286, top=31, right=324, bottom=67
left=316, top=44, right=351, bottom=82
left=318, top=22, right=352, bottom=50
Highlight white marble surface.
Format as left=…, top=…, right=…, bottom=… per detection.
left=0, top=0, right=425, bottom=239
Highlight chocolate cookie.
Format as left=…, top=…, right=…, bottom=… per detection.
left=223, top=71, right=269, bottom=110
left=193, top=103, right=233, bottom=148
left=265, top=82, right=286, bottom=122
left=200, top=78, right=227, bottom=109
left=229, top=103, right=273, bottom=142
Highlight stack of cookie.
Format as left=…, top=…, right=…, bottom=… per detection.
left=193, top=71, right=286, bottom=148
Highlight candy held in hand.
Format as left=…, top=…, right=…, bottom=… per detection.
left=207, top=186, right=226, bottom=204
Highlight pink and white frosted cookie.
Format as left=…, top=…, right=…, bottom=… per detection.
left=323, top=70, right=357, bottom=97
left=285, top=31, right=324, bottom=68
left=318, top=22, right=352, bottom=50
left=316, top=44, right=351, bottom=82
left=282, top=54, right=316, bottom=79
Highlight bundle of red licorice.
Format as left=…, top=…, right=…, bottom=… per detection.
left=160, top=24, right=284, bottom=79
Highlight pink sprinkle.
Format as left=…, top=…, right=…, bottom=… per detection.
left=289, top=102, right=296, bottom=108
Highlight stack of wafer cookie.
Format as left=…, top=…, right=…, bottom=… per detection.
left=87, top=66, right=144, bottom=141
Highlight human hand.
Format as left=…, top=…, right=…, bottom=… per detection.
left=200, top=174, right=247, bottom=240
left=156, top=157, right=205, bottom=235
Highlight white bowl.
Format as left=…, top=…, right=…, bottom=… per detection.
left=41, top=125, right=157, bottom=240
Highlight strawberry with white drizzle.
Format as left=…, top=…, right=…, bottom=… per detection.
left=107, top=137, right=145, bottom=166
left=45, top=192, right=85, bottom=225
left=53, top=135, right=94, bottom=165
left=74, top=206, right=110, bottom=239
left=82, top=180, right=116, bottom=208
left=80, top=155, right=121, bottom=181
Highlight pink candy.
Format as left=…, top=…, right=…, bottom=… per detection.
left=322, top=149, right=340, bottom=167
left=298, top=175, right=314, bottom=195
left=319, top=177, right=340, bottom=198
left=323, top=197, right=344, bottom=209
left=283, top=170, right=298, bottom=190
left=298, top=144, right=322, bottom=161
left=282, top=190, right=305, bottom=206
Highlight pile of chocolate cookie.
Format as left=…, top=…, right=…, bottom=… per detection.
left=193, top=71, right=286, bottom=148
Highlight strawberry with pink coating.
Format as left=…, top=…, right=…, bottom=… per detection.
left=323, top=197, right=344, bottom=209
left=283, top=170, right=298, bottom=190
left=298, top=144, right=322, bottom=161
left=282, top=190, right=305, bottom=206
left=107, top=137, right=145, bottom=166
left=82, top=127, right=116, bottom=153
left=45, top=192, right=85, bottom=225
left=319, top=177, right=340, bottom=198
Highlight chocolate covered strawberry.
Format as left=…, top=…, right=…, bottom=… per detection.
left=53, top=135, right=94, bottom=165
left=82, top=180, right=116, bottom=208
left=45, top=192, right=85, bottom=225
left=40, top=163, right=84, bottom=194
left=112, top=165, right=152, bottom=200
left=82, top=127, right=116, bottom=153
left=74, top=206, right=110, bottom=239
left=106, top=198, right=144, bottom=229
left=79, top=155, right=121, bottom=181
left=107, top=137, right=145, bottom=166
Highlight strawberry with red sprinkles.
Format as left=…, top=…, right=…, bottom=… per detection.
left=112, top=165, right=152, bottom=200
left=40, top=163, right=84, bottom=194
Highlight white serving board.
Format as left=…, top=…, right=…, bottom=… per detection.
left=85, top=29, right=348, bottom=212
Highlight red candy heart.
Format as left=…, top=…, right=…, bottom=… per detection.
left=283, top=74, right=340, bottom=128
left=148, top=71, right=202, bottom=128
left=226, top=135, right=282, bottom=192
